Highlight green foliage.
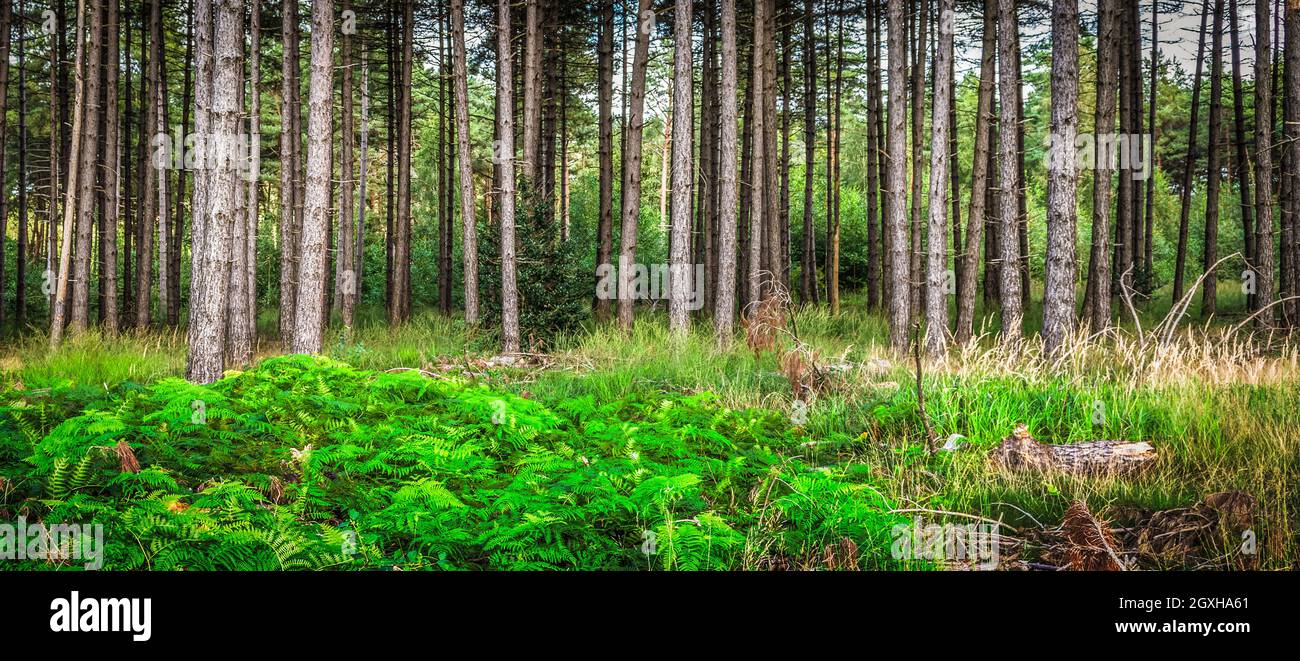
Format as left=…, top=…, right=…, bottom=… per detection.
left=0, top=355, right=907, bottom=570
left=477, top=187, right=591, bottom=348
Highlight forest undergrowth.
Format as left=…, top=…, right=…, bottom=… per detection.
left=1, top=292, right=1296, bottom=570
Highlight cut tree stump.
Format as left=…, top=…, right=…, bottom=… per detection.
left=990, top=424, right=1155, bottom=477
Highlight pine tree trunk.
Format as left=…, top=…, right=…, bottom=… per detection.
left=170, top=9, right=192, bottom=329
left=907, top=0, right=927, bottom=325
left=995, top=0, right=1022, bottom=342
left=497, top=0, right=520, bottom=353
left=923, top=0, right=954, bottom=357
left=1086, top=0, right=1118, bottom=331
left=714, top=0, right=739, bottom=344
left=1173, top=0, right=1210, bottom=306
left=1042, top=0, right=1079, bottom=356
left=278, top=0, right=300, bottom=342
left=0, top=0, right=11, bottom=331
left=290, top=0, right=335, bottom=354
left=800, top=0, right=816, bottom=306
left=617, top=0, right=653, bottom=332
left=390, top=0, right=413, bottom=325
left=133, top=1, right=151, bottom=328
left=186, top=0, right=239, bottom=383
left=247, top=0, right=261, bottom=345
left=1228, top=0, right=1254, bottom=310
left=955, top=0, right=996, bottom=346
left=1255, top=0, right=1276, bottom=325
left=452, top=0, right=478, bottom=325
left=15, top=0, right=27, bottom=329
left=150, top=0, right=169, bottom=328
left=522, top=0, right=541, bottom=184
left=1284, top=3, right=1300, bottom=326
left=100, top=0, right=119, bottom=333
left=226, top=0, right=258, bottom=367
left=50, top=0, right=89, bottom=349
left=863, top=0, right=880, bottom=310
left=668, top=0, right=693, bottom=336
left=338, top=0, right=356, bottom=328
left=1202, top=0, right=1226, bottom=318
left=885, top=0, right=910, bottom=350
left=70, top=0, right=102, bottom=334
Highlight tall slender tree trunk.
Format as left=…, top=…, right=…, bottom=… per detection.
left=800, top=0, right=816, bottom=305
left=50, top=0, right=89, bottom=349
left=522, top=0, right=541, bottom=184
left=668, top=0, right=694, bottom=335
left=187, top=0, right=242, bottom=382
left=1143, top=0, right=1158, bottom=294
left=0, top=0, right=11, bottom=331
left=150, top=0, right=169, bottom=327
left=452, top=0, right=478, bottom=324
left=747, top=0, right=768, bottom=308
left=1255, top=0, right=1276, bottom=325
left=714, top=0, right=739, bottom=344
left=497, top=0, right=520, bottom=352
left=885, top=0, right=909, bottom=350
left=278, top=0, right=300, bottom=341
left=863, top=0, right=880, bottom=310
left=995, top=0, right=1022, bottom=342
left=617, top=0, right=653, bottom=332
left=247, top=0, right=261, bottom=345
left=1086, top=0, right=1118, bottom=331
left=335, top=0, right=356, bottom=327
left=100, top=0, right=120, bottom=333
left=923, top=0, right=954, bottom=357
left=825, top=3, right=842, bottom=313
left=1043, top=0, right=1079, bottom=356
left=1228, top=0, right=1254, bottom=310
left=70, top=0, right=102, bottom=333
left=1173, top=0, right=1211, bottom=305
left=907, top=0, right=927, bottom=324
left=227, top=0, right=259, bottom=366
left=594, top=0, right=614, bottom=321
left=133, top=1, right=151, bottom=328
left=1284, top=3, right=1300, bottom=326
left=15, top=0, right=28, bottom=329
left=170, top=8, right=192, bottom=328
left=955, top=1, right=996, bottom=346
left=390, top=0, right=413, bottom=324
left=1202, top=0, right=1226, bottom=318
left=290, top=0, right=334, bottom=353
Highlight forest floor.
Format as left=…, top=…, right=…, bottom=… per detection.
left=1, top=290, right=1296, bottom=570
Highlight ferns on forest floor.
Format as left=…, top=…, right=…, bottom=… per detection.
left=1, top=290, right=1296, bottom=569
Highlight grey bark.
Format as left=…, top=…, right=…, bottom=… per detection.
left=923, top=0, right=954, bottom=357
left=497, top=0, right=520, bottom=352
left=617, top=0, right=653, bottom=332
left=1255, top=0, right=1276, bottom=325
left=995, top=0, right=1022, bottom=341
left=714, top=0, right=739, bottom=344
left=290, top=0, right=335, bottom=354
left=668, top=0, right=694, bottom=335
left=885, top=0, right=910, bottom=350
left=452, top=0, right=478, bottom=324
left=1042, top=0, right=1079, bottom=356
left=955, top=1, right=996, bottom=346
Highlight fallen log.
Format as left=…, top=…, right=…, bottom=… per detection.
left=989, top=424, right=1156, bottom=477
